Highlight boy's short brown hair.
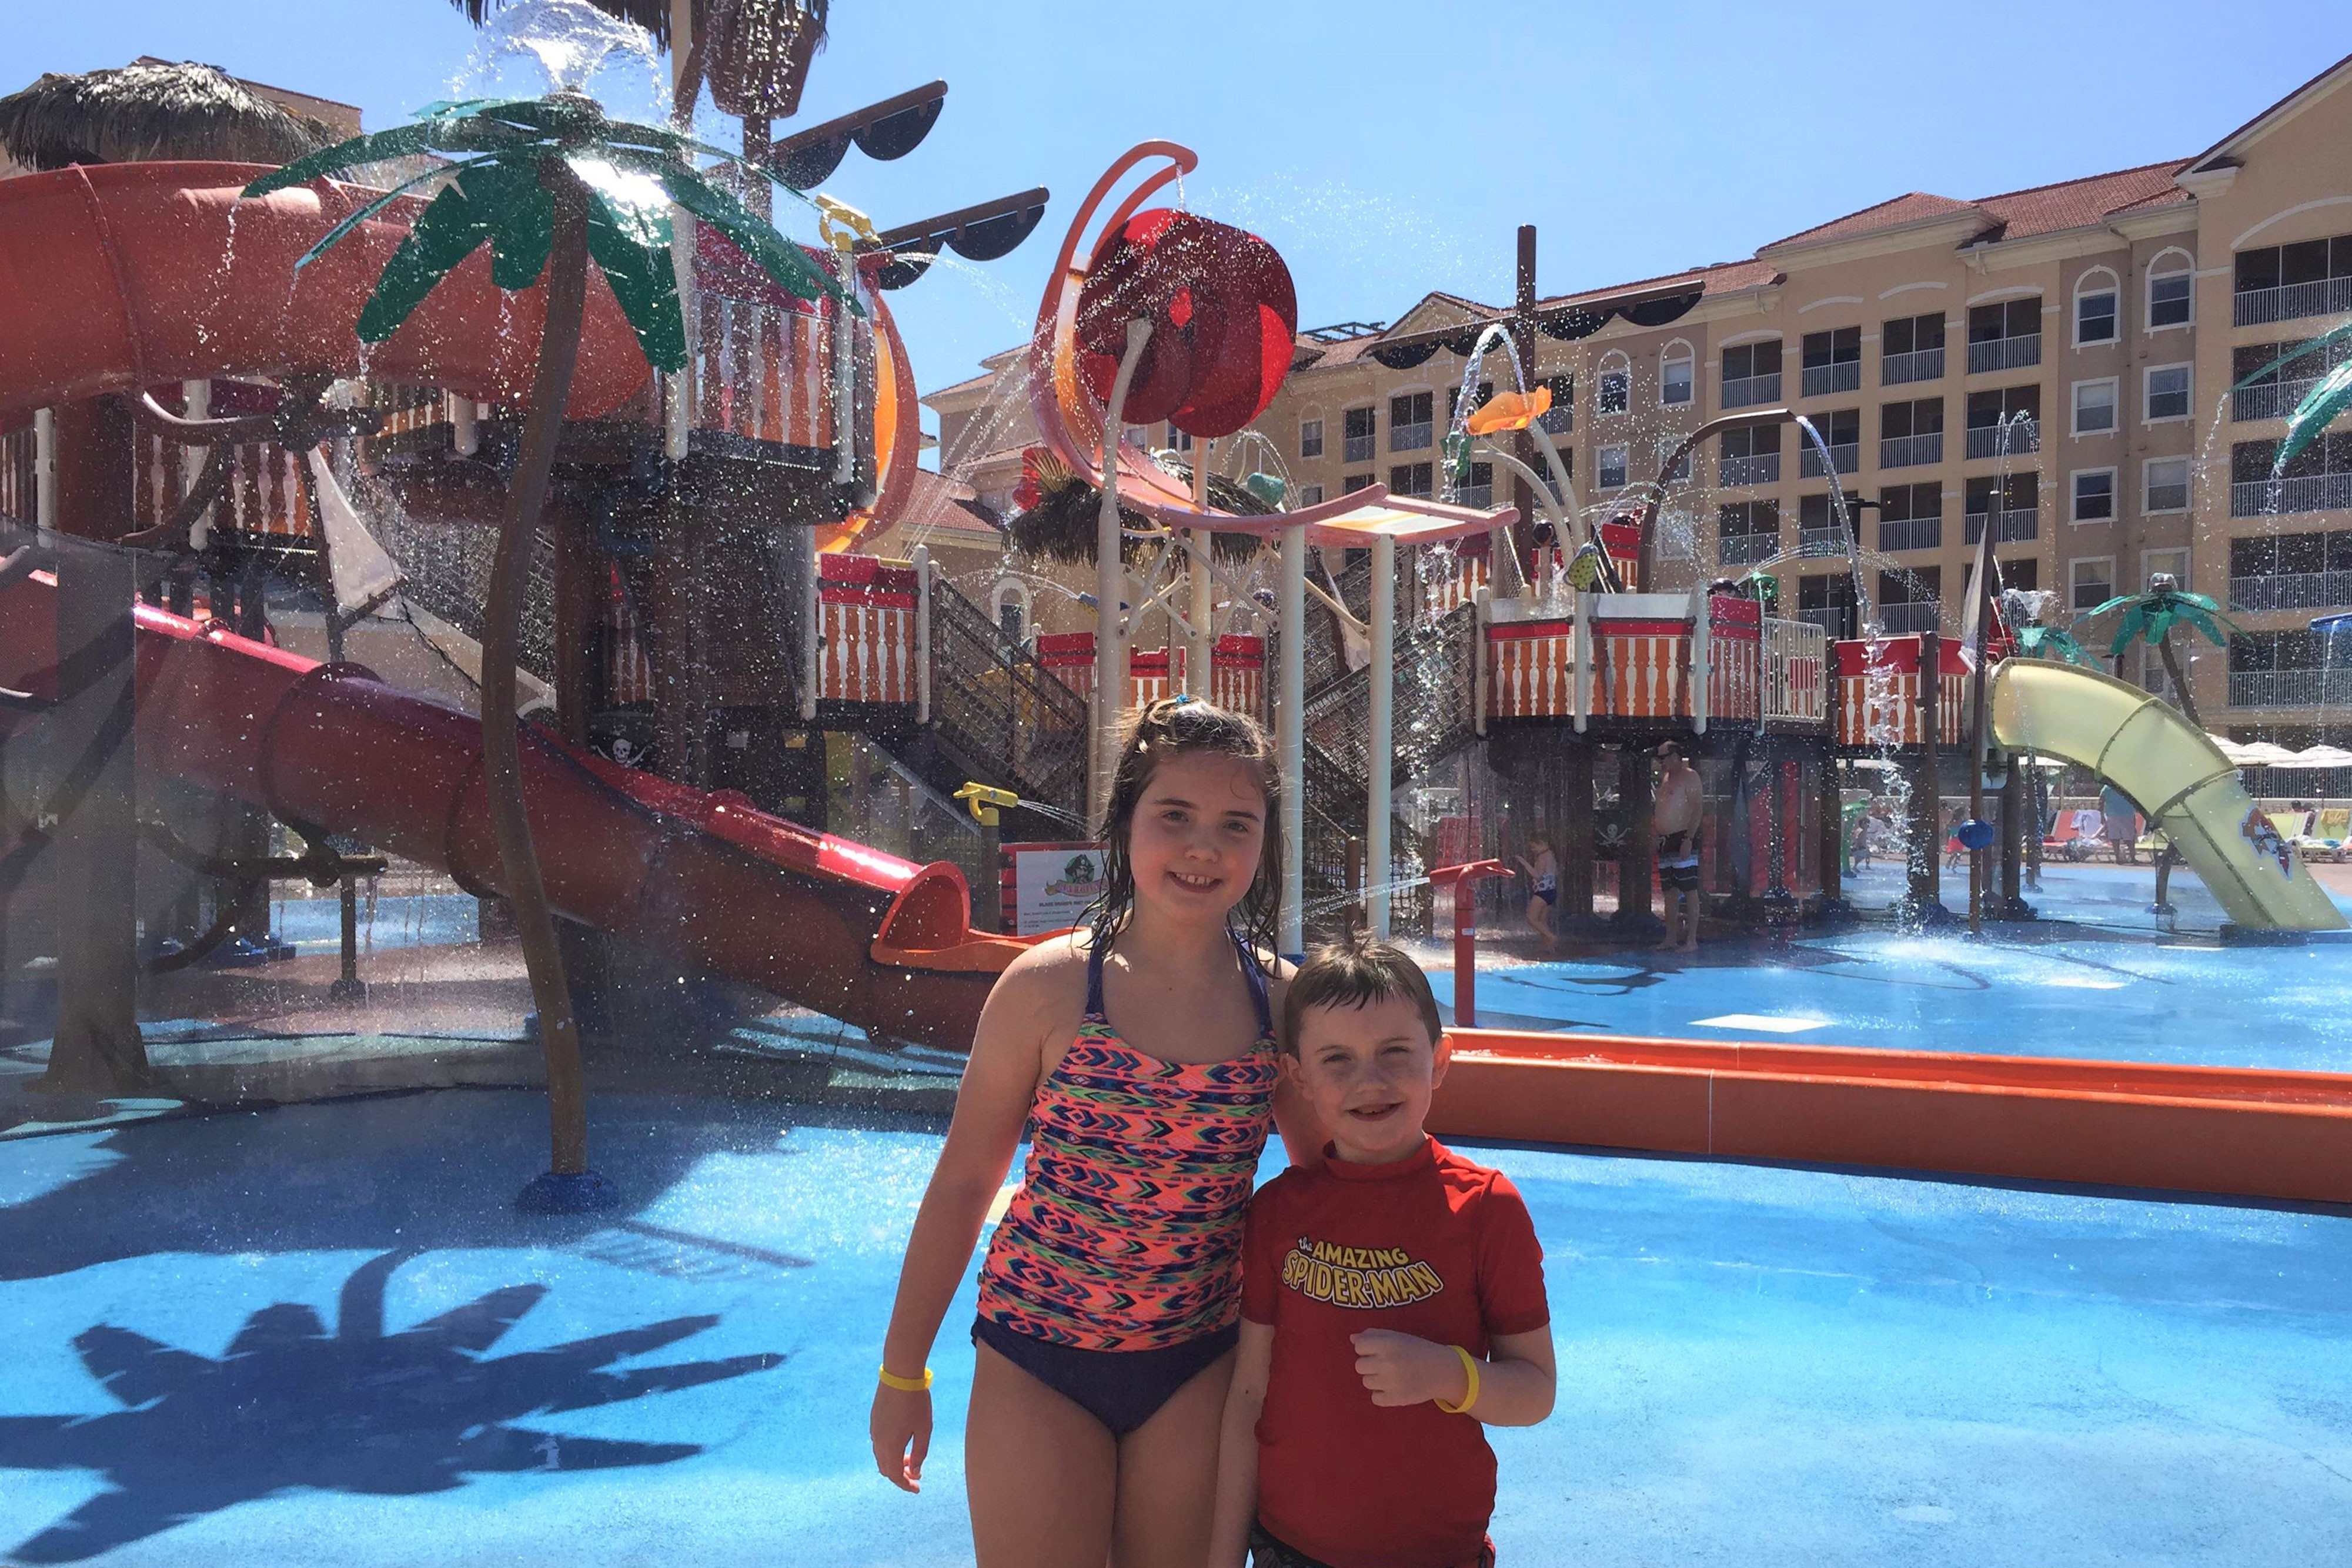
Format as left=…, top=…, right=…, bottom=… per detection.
left=1281, top=932, right=1444, bottom=1057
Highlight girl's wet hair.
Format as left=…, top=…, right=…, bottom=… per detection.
left=1082, top=697, right=1281, bottom=967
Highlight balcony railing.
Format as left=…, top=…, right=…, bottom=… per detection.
left=2233, top=276, right=2352, bottom=329
left=1967, top=333, right=2041, bottom=374
left=1722, top=371, right=1783, bottom=409
left=1965, top=422, right=2039, bottom=460
left=1879, top=432, right=1943, bottom=468
left=1719, top=531, right=1780, bottom=566
left=2229, top=667, right=2352, bottom=708
left=1457, top=483, right=1493, bottom=509
left=2231, top=472, right=2352, bottom=517
left=1878, top=515, right=1942, bottom=553
left=1800, top=362, right=1862, bottom=398
left=1391, top=421, right=1432, bottom=453
left=1799, top=441, right=1859, bottom=479
left=1964, top=506, right=2040, bottom=544
left=2233, top=378, right=2321, bottom=422
left=1798, top=525, right=1850, bottom=557
left=1880, top=601, right=1942, bottom=634
left=1344, top=433, right=1374, bottom=463
left=1882, top=346, right=1944, bottom=386
left=1720, top=453, right=1780, bottom=486
left=1795, top=605, right=1854, bottom=639
left=2229, top=570, right=2352, bottom=611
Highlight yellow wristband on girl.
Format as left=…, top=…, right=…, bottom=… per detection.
left=878, top=1365, right=933, bottom=1393
left=1433, top=1344, right=1481, bottom=1415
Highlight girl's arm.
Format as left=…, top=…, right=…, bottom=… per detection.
left=869, top=946, right=1065, bottom=1492
left=1207, top=1319, right=1275, bottom=1568
left=1261, top=962, right=1322, bottom=1166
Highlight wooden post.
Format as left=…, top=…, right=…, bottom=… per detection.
left=550, top=490, right=597, bottom=750
left=1909, top=631, right=1944, bottom=918
left=1614, top=745, right=1658, bottom=935
left=1558, top=744, right=1596, bottom=933
left=1997, top=754, right=2027, bottom=917
left=1816, top=757, right=1846, bottom=912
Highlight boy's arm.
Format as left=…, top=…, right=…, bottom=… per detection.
left=1348, top=1324, right=1555, bottom=1426
left=1208, top=1319, right=1275, bottom=1568
left=1474, top=1324, right=1556, bottom=1427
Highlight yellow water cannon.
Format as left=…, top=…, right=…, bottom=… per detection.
left=955, top=782, right=1018, bottom=828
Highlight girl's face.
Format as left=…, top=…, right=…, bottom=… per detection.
left=1125, top=749, right=1269, bottom=926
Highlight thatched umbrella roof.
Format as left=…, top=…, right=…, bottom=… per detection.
left=1009, top=452, right=1274, bottom=567
left=0, top=60, right=339, bottom=170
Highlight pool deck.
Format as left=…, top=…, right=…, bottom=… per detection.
left=1, top=1088, right=2347, bottom=1567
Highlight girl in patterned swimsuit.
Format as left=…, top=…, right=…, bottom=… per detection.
left=871, top=698, right=1311, bottom=1567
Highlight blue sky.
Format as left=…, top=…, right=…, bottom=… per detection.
left=16, top=1, right=2351, bottom=434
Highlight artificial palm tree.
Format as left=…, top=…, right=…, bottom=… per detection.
left=243, top=92, right=850, bottom=1209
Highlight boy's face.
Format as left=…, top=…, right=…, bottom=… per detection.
left=1285, top=995, right=1447, bottom=1165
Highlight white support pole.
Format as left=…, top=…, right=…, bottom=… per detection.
left=1278, top=521, right=1306, bottom=956
left=1094, top=317, right=1153, bottom=825
left=665, top=212, right=697, bottom=462
left=32, top=408, right=55, bottom=533
left=913, top=544, right=933, bottom=726
left=1474, top=585, right=1491, bottom=738
left=1572, top=588, right=1590, bottom=734
left=1367, top=534, right=1396, bottom=939
left=832, top=257, right=858, bottom=486
left=1690, top=584, right=1712, bottom=735
left=450, top=393, right=481, bottom=458
left=181, top=380, right=212, bottom=550
left=1187, top=442, right=1213, bottom=697
left=800, top=554, right=821, bottom=721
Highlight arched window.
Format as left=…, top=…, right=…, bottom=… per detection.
left=2146, top=248, right=2194, bottom=330
left=990, top=578, right=1034, bottom=644
left=1659, top=340, right=1695, bottom=407
left=2072, top=266, right=2120, bottom=347
left=1595, top=351, right=1631, bottom=416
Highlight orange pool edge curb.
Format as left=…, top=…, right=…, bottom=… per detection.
left=1429, top=1029, right=2352, bottom=1206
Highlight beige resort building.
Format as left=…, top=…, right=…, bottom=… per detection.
left=914, top=54, right=2352, bottom=745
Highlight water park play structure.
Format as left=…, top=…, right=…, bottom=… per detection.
left=2, top=59, right=2348, bottom=1212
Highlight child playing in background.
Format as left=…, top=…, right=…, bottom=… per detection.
left=1210, top=935, right=1556, bottom=1568
left=1512, top=834, right=1558, bottom=949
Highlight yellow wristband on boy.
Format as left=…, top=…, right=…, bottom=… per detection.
left=877, top=1365, right=933, bottom=1393
left=1433, top=1344, right=1480, bottom=1415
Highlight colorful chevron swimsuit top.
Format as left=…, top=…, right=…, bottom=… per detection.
left=974, top=932, right=1279, bottom=1351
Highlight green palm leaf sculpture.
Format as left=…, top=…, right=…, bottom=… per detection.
left=240, top=92, right=856, bottom=1211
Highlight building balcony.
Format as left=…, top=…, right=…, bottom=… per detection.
left=1796, top=605, right=1855, bottom=639
left=1799, top=441, right=1859, bottom=479
left=1879, top=432, right=1943, bottom=468
left=1721, top=372, right=1783, bottom=409
left=1799, top=525, right=1850, bottom=557
left=2234, top=276, right=2352, bottom=328
left=2229, top=667, right=2352, bottom=708
left=1880, top=601, right=1942, bottom=634
left=1879, top=515, right=1942, bottom=553
left=1882, top=346, right=1945, bottom=386
left=2233, top=378, right=2320, bottom=422
left=1965, top=421, right=2039, bottom=460
left=1967, top=333, right=2041, bottom=374
left=2229, top=570, right=2352, bottom=611
left=1800, top=362, right=1862, bottom=398
left=1720, top=453, right=1780, bottom=487
left=2231, top=472, right=2352, bottom=518
left=1719, top=531, right=1780, bottom=566
left=1390, top=422, right=1432, bottom=453
left=1964, top=506, right=2039, bottom=544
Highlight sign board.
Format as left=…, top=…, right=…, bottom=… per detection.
left=1001, top=840, right=1107, bottom=936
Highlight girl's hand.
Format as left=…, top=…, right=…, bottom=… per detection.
left=870, top=1383, right=932, bottom=1493
left=1349, top=1329, right=1468, bottom=1409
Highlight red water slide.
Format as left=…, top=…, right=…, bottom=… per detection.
left=0, top=161, right=1027, bottom=1048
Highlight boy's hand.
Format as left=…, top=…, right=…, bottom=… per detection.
left=1350, top=1329, right=1468, bottom=1409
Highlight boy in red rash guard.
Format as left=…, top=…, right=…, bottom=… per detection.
left=1209, top=934, right=1556, bottom=1568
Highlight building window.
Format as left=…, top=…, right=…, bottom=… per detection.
left=2144, top=364, right=2191, bottom=423
left=1298, top=483, right=1324, bottom=506
left=1966, top=473, right=2040, bottom=542
left=1798, top=492, right=1852, bottom=556
left=1299, top=417, right=1324, bottom=459
left=1880, top=396, right=1945, bottom=468
left=1877, top=482, right=1943, bottom=553
left=2147, top=255, right=2194, bottom=329
left=2072, top=377, right=2119, bottom=436
left=2231, top=434, right=2352, bottom=516
left=1799, top=326, right=1862, bottom=397
left=1966, top=385, right=2041, bottom=457
left=1164, top=423, right=1192, bottom=452
left=991, top=579, right=1033, bottom=643
left=1538, top=373, right=1574, bottom=433
left=2144, top=456, right=2190, bottom=513
left=1718, top=499, right=1780, bottom=566
left=1456, top=462, right=1493, bottom=509
left=1389, top=392, right=1433, bottom=452
left=1389, top=461, right=1433, bottom=497
left=2070, top=557, right=2116, bottom=611
left=1343, top=473, right=1374, bottom=494
left=2233, top=232, right=2352, bottom=326
left=1721, top=339, right=1783, bottom=407
left=1597, top=444, right=1629, bottom=489
left=1657, top=440, right=1690, bottom=482
left=1343, top=406, right=1376, bottom=464
left=1660, top=346, right=1693, bottom=406
left=1597, top=353, right=1631, bottom=415
left=1447, top=381, right=1493, bottom=423
left=1882, top=312, right=1946, bottom=385
left=2075, top=281, right=2118, bottom=346
left=1879, top=566, right=1940, bottom=634
left=1796, top=571, right=1857, bottom=638
left=2233, top=333, right=2352, bottom=422
left=1967, top=297, right=2043, bottom=373
left=2072, top=467, right=2117, bottom=523
left=1798, top=408, right=1860, bottom=477
left=1719, top=423, right=1780, bottom=487
left=2144, top=546, right=2190, bottom=591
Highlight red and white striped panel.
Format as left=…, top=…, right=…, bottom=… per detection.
left=1211, top=635, right=1267, bottom=717
left=369, top=384, right=447, bottom=439
left=1706, top=599, right=1763, bottom=722
left=1423, top=542, right=1491, bottom=616
left=1592, top=620, right=1688, bottom=719
left=1484, top=620, right=1579, bottom=720
left=816, top=554, right=919, bottom=704
left=138, top=434, right=312, bottom=539
left=1038, top=631, right=1096, bottom=700
left=1130, top=648, right=1175, bottom=708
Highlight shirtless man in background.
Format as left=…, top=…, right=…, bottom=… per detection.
left=1653, top=742, right=1703, bottom=953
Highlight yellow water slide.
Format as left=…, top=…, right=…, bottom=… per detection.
left=1990, top=660, right=2348, bottom=932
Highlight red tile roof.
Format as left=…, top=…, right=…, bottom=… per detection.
left=1972, top=159, right=2190, bottom=240
left=1767, top=192, right=1979, bottom=250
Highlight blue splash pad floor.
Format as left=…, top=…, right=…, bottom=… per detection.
left=1429, top=861, right=2352, bottom=1072
left=1, top=1089, right=2347, bottom=1566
